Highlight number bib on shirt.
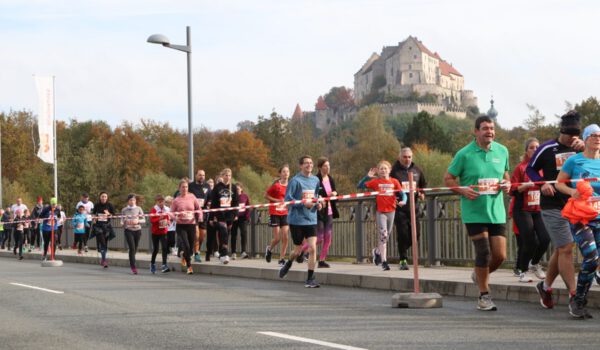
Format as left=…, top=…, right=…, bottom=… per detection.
left=220, top=197, right=231, bottom=208
left=401, top=181, right=416, bottom=192
left=378, top=183, right=394, bottom=196
left=98, top=214, right=108, bottom=222
left=275, top=203, right=286, bottom=212
left=478, top=178, right=499, bottom=195
left=126, top=218, right=139, bottom=226
left=159, top=219, right=168, bottom=229
left=590, top=196, right=600, bottom=213
left=527, top=190, right=540, bottom=206
left=181, top=212, right=194, bottom=221
left=196, top=198, right=205, bottom=208
left=555, top=152, right=576, bottom=171
left=302, top=190, right=314, bottom=201
left=77, top=223, right=84, bottom=230
left=239, top=203, right=246, bottom=213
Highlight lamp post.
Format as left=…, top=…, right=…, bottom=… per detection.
left=147, top=26, right=194, bottom=180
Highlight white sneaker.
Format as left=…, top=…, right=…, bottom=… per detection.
left=240, top=252, right=248, bottom=259
left=477, top=294, right=497, bottom=311
left=231, top=253, right=237, bottom=260
left=220, top=255, right=230, bottom=264
left=529, top=263, right=546, bottom=280
left=214, top=251, right=220, bottom=258
left=519, top=272, right=533, bottom=283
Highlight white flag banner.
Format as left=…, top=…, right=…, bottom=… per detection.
left=34, top=75, right=54, bottom=164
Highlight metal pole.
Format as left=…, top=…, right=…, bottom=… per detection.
left=186, top=26, right=194, bottom=180
left=0, top=116, right=2, bottom=208
left=354, top=201, right=364, bottom=263
left=250, top=209, right=257, bottom=257
left=53, top=76, right=58, bottom=199
left=426, top=195, right=438, bottom=267
left=409, top=172, right=420, bottom=293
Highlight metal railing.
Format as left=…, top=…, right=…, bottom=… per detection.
left=61, top=191, right=539, bottom=267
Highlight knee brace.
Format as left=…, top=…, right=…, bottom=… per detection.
left=473, top=238, right=491, bottom=268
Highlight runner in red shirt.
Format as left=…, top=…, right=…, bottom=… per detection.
left=264, top=165, right=290, bottom=266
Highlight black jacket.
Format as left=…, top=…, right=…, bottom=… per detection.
left=317, top=173, right=340, bottom=221
left=390, top=160, right=427, bottom=213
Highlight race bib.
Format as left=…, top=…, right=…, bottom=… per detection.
left=555, top=152, right=576, bottom=171
left=378, top=183, right=394, bottom=196
left=126, top=218, right=139, bottom=226
left=591, top=196, right=600, bottom=213
left=275, top=203, right=286, bottom=212
left=527, top=190, right=540, bottom=206
left=401, top=181, right=416, bottom=192
left=478, top=178, right=499, bottom=195
left=181, top=212, right=194, bottom=221
left=17, top=223, right=23, bottom=231
left=302, top=190, right=314, bottom=200
left=239, top=203, right=246, bottom=213
left=220, top=197, right=231, bottom=208
left=98, top=214, right=108, bottom=222
left=77, top=223, right=84, bottom=230
left=159, top=219, right=168, bottom=229
left=197, top=198, right=205, bottom=208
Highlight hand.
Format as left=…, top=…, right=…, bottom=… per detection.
left=571, top=138, right=585, bottom=152
left=541, top=183, right=556, bottom=196
left=367, top=168, right=377, bottom=177
left=397, top=200, right=406, bottom=207
left=571, top=188, right=580, bottom=200
left=500, top=179, right=511, bottom=195
left=304, top=201, right=315, bottom=209
left=418, top=192, right=425, bottom=201
left=461, top=187, right=480, bottom=200
left=331, top=191, right=338, bottom=197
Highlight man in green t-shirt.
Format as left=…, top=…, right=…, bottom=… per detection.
left=444, top=115, right=510, bottom=312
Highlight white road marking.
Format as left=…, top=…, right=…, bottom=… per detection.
left=10, top=283, right=64, bottom=294
left=258, top=331, right=368, bottom=350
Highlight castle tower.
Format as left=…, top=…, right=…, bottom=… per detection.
left=487, top=96, right=498, bottom=119
left=292, top=103, right=303, bottom=120
left=315, top=96, right=329, bottom=131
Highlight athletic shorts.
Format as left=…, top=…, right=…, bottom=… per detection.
left=268, top=215, right=288, bottom=227
left=465, top=223, right=506, bottom=237
left=290, top=225, right=316, bottom=246
left=541, top=209, right=573, bottom=248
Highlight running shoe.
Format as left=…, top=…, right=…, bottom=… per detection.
left=529, top=263, right=546, bottom=280
left=265, top=246, right=272, bottom=262
left=194, top=253, right=202, bottom=263
left=77, top=249, right=82, bottom=256
left=150, top=263, right=156, bottom=274
left=318, top=261, right=330, bottom=268
left=102, top=259, right=108, bottom=269
left=220, top=255, right=230, bottom=264
left=512, top=267, right=522, bottom=277
left=372, top=248, right=381, bottom=266
left=304, top=278, right=320, bottom=288
left=13, top=248, right=16, bottom=255
left=231, top=253, right=237, bottom=260
left=535, top=281, right=554, bottom=309
left=582, top=299, right=593, bottom=319
left=399, top=260, right=409, bottom=271
left=477, top=294, right=497, bottom=311
left=214, top=251, right=220, bottom=259
left=569, top=296, right=586, bottom=319
left=161, top=264, right=171, bottom=273
left=18, top=256, right=23, bottom=261
left=279, top=261, right=291, bottom=278
left=240, top=252, right=249, bottom=259
left=278, top=259, right=286, bottom=266
left=187, top=267, right=194, bottom=275
left=84, top=246, right=89, bottom=253
left=131, top=267, right=138, bottom=275
left=382, top=261, right=390, bottom=271
left=518, top=272, right=533, bottom=283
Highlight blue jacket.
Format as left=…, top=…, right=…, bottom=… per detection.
left=39, top=205, right=59, bottom=232
left=72, top=213, right=89, bottom=234
left=285, top=172, right=320, bottom=226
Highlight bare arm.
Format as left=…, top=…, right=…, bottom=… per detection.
left=555, top=170, right=578, bottom=199
left=444, top=172, right=479, bottom=200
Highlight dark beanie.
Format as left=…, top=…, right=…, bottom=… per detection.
left=559, top=110, right=581, bottom=135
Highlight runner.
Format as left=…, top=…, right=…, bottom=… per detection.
left=22, top=209, right=32, bottom=253
left=210, top=168, right=239, bottom=264
left=265, top=165, right=290, bottom=266
left=92, top=192, right=116, bottom=268
left=170, top=179, right=201, bottom=274
left=121, top=194, right=145, bottom=275
left=149, top=194, right=171, bottom=273
left=527, top=110, right=583, bottom=310
left=231, top=183, right=250, bottom=259
left=164, top=195, right=177, bottom=255
left=555, top=123, right=600, bottom=319
left=39, top=198, right=60, bottom=260
left=75, top=193, right=94, bottom=252
left=13, top=209, right=25, bottom=260
left=391, top=147, right=427, bottom=270
left=188, top=169, right=211, bottom=263
left=31, top=197, right=44, bottom=250
left=509, top=138, right=550, bottom=283
left=72, top=204, right=89, bottom=255
left=278, top=155, right=323, bottom=288
left=56, top=204, right=66, bottom=250
left=358, top=161, right=405, bottom=271
left=444, top=115, right=510, bottom=311
left=2, top=207, right=13, bottom=250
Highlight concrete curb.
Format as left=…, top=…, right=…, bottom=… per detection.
left=1, top=251, right=598, bottom=308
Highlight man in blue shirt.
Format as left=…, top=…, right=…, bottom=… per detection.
left=279, top=155, right=323, bottom=288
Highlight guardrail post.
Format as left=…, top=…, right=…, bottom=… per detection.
left=355, top=201, right=364, bottom=263
left=426, top=195, right=439, bottom=266
left=250, top=209, right=257, bottom=257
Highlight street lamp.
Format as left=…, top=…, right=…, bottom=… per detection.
left=147, top=26, right=194, bottom=180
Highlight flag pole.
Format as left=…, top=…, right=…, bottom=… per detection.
left=53, top=76, right=57, bottom=199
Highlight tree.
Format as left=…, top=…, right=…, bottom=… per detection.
left=324, top=86, right=354, bottom=110
left=135, top=173, right=180, bottom=211
left=523, top=104, right=546, bottom=131
left=404, top=111, right=450, bottom=152
left=574, top=97, right=600, bottom=126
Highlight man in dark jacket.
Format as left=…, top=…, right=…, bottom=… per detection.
left=391, top=147, right=427, bottom=270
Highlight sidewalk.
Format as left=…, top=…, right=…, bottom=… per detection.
left=1, top=248, right=598, bottom=308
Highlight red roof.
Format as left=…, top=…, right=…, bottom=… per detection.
left=315, top=96, right=328, bottom=110
left=292, top=103, right=303, bottom=119
left=414, top=39, right=435, bottom=57
left=439, top=60, right=462, bottom=77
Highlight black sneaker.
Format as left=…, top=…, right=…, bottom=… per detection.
left=278, top=259, right=286, bottom=266
left=296, top=252, right=307, bottom=264
left=372, top=248, right=381, bottom=266
left=279, top=261, right=291, bottom=278
left=535, top=281, right=554, bottom=309
left=569, top=296, right=586, bottom=319
left=318, top=261, right=330, bottom=268
left=382, top=261, right=390, bottom=271
left=265, top=246, right=272, bottom=263
left=582, top=299, right=594, bottom=319
left=304, top=278, right=320, bottom=288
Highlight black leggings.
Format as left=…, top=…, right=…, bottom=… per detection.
left=30, top=226, right=40, bottom=247
left=124, top=229, right=141, bottom=268
left=231, top=218, right=248, bottom=254
left=176, top=224, right=196, bottom=268
left=513, top=210, right=550, bottom=272
left=167, top=230, right=176, bottom=249
left=74, top=234, right=85, bottom=250
left=395, top=210, right=420, bottom=261
left=56, top=226, right=63, bottom=245
left=42, top=230, right=56, bottom=257
left=13, top=230, right=24, bottom=257
left=215, top=221, right=231, bottom=257
left=206, top=222, right=217, bottom=257
left=151, top=234, right=168, bottom=265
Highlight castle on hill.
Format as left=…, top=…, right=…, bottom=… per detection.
left=296, top=36, right=479, bottom=132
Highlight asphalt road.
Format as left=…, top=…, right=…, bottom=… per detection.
left=0, top=258, right=597, bottom=350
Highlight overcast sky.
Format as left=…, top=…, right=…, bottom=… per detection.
left=1, top=0, right=598, bottom=132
